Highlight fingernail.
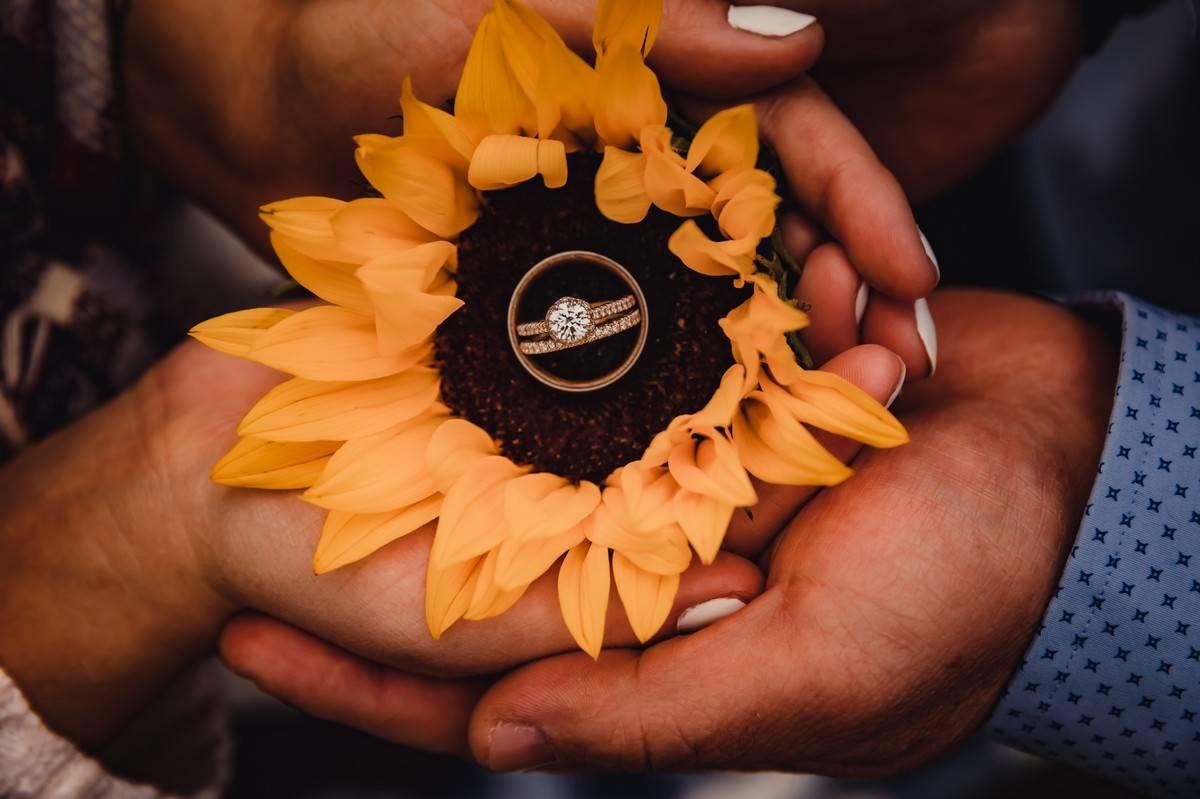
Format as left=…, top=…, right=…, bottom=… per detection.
left=914, top=298, right=938, bottom=375
left=918, top=227, right=940, bottom=281
left=727, top=5, right=817, bottom=37
left=486, top=722, right=554, bottom=772
left=886, top=359, right=906, bottom=408
left=677, top=597, right=747, bottom=633
left=854, top=281, right=869, bottom=325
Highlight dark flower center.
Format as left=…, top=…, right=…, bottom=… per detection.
left=436, top=153, right=743, bottom=483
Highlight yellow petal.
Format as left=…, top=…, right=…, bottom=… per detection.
left=714, top=178, right=779, bottom=242
left=689, top=364, right=749, bottom=430
left=493, top=524, right=585, bottom=592
left=271, top=233, right=371, bottom=314
left=329, top=198, right=440, bottom=263
left=639, top=414, right=693, bottom=467
left=304, top=414, right=446, bottom=513
left=593, top=45, right=666, bottom=149
left=611, top=465, right=681, bottom=530
left=612, top=551, right=678, bottom=642
left=732, top=394, right=853, bottom=486
left=588, top=502, right=692, bottom=576
left=710, top=168, right=775, bottom=216
left=238, top=369, right=441, bottom=442
left=595, top=147, right=650, bottom=223
left=249, top=305, right=430, bottom=381
left=425, top=555, right=484, bottom=639
left=259, top=197, right=351, bottom=263
left=467, top=134, right=568, bottom=190
left=211, top=437, right=340, bottom=489
left=644, top=149, right=716, bottom=218
left=558, top=540, right=611, bottom=658
left=313, top=498, right=442, bottom=574
left=769, top=371, right=908, bottom=447
left=455, top=12, right=536, bottom=137
left=355, top=136, right=479, bottom=238
left=431, top=456, right=529, bottom=567
left=426, top=418, right=499, bottom=493
left=686, top=105, right=759, bottom=177
left=667, top=432, right=758, bottom=508
left=400, top=75, right=476, bottom=170
left=671, top=489, right=734, bottom=565
left=505, top=474, right=602, bottom=542
left=357, top=242, right=464, bottom=354
left=720, top=277, right=809, bottom=385
left=668, top=220, right=758, bottom=278
left=464, top=548, right=531, bottom=621
left=593, top=0, right=661, bottom=57
left=189, top=308, right=294, bottom=358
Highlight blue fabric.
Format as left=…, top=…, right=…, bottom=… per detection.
left=989, top=293, right=1200, bottom=796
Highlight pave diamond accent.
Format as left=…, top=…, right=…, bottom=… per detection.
left=546, top=297, right=593, bottom=343
left=519, top=310, right=641, bottom=355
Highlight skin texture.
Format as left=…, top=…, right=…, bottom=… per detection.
left=0, top=329, right=901, bottom=751
left=221, top=289, right=1118, bottom=775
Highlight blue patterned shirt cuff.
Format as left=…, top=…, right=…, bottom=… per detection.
left=987, top=293, right=1200, bottom=797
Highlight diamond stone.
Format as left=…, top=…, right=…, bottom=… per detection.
left=546, top=297, right=593, bottom=343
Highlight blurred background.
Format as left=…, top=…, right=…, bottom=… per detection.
left=122, top=1, right=1196, bottom=797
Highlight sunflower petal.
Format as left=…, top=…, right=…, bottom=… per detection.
left=593, top=0, right=661, bottom=57
left=357, top=242, right=464, bottom=354
left=238, top=369, right=440, bottom=442
left=304, top=414, right=446, bottom=513
left=259, top=197, right=351, bottom=263
left=493, top=524, right=585, bottom=591
left=768, top=372, right=909, bottom=448
left=588, top=503, right=692, bottom=576
left=355, top=136, right=479, bottom=238
left=467, top=134, right=568, bottom=190
left=732, top=395, right=853, bottom=486
left=593, top=45, right=666, bottom=149
left=644, top=149, right=716, bottom=217
left=211, top=437, right=340, bottom=489
left=595, top=147, right=650, bottom=223
left=689, top=364, right=749, bottom=430
left=313, top=497, right=442, bottom=574
left=505, top=474, right=602, bottom=542
left=667, top=433, right=757, bottom=508
left=189, top=308, right=294, bottom=358
left=400, top=76, right=476, bottom=170
left=431, top=456, right=529, bottom=567
left=671, top=489, right=734, bottom=565
left=464, top=548, right=531, bottom=621
left=558, top=540, right=611, bottom=659
left=612, top=551, right=678, bottom=642
left=249, top=306, right=430, bottom=381
left=271, top=233, right=370, bottom=314
left=426, top=418, right=499, bottom=493
left=668, top=221, right=759, bottom=278
left=330, top=198, right=440, bottom=263
left=455, top=13, right=536, bottom=137
left=686, top=105, right=759, bottom=177
left=425, top=555, right=484, bottom=639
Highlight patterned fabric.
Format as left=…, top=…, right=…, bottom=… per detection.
left=989, top=293, right=1200, bottom=797
left=0, top=0, right=165, bottom=459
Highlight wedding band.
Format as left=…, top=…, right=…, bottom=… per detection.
left=518, top=309, right=642, bottom=355
left=515, top=295, right=637, bottom=338
left=507, top=250, right=650, bottom=393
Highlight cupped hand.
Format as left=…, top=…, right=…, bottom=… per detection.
left=463, top=288, right=1117, bottom=773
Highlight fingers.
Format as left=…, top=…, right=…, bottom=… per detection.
left=861, top=294, right=937, bottom=378
left=468, top=591, right=796, bottom=773
left=753, top=78, right=939, bottom=301
left=723, top=344, right=905, bottom=556
left=794, top=242, right=861, bottom=363
left=219, top=612, right=485, bottom=757
left=531, top=0, right=824, bottom=99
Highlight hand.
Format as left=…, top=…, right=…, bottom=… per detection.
left=461, top=288, right=1117, bottom=773
left=0, top=339, right=763, bottom=750
left=122, top=0, right=938, bottom=332
left=758, top=0, right=1085, bottom=199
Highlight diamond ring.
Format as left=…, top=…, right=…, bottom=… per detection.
left=515, top=295, right=637, bottom=339
left=518, top=305, right=641, bottom=355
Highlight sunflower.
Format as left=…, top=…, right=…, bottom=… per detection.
left=191, top=0, right=908, bottom=657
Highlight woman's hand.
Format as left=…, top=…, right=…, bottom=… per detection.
left=0, top=340, right=764, bottom=750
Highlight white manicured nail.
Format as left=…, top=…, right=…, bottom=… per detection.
left=854, top=282, right=869, bottom=325
left=914, top=298, right=938, bottom=375
left=677, top=597, right=747, bottom=633
left=886, top=360, right=906, bottom=408
left=727, top=5, right=817, bottom=37
left=918, top=227, right=940, bottom=280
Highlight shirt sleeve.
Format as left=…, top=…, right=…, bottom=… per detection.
left=987, top=293, right=1200, bottom=797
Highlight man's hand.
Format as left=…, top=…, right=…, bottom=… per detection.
left=463, top=289, right=1116, bottom=773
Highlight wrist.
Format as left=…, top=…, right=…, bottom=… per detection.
left=0, top=380, right=234, bottom=748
